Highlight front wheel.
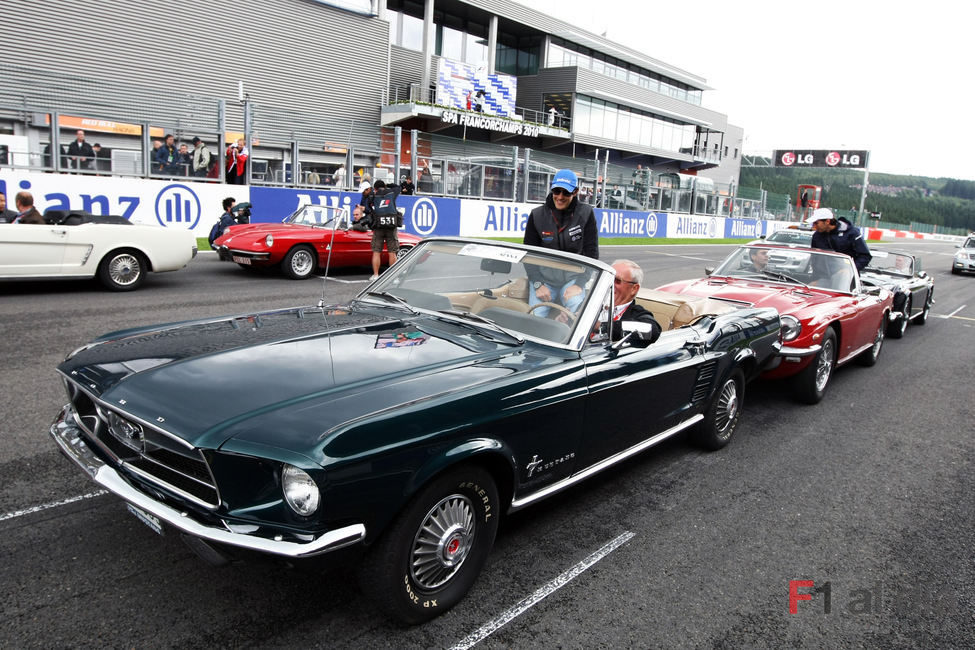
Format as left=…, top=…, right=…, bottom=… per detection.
left=281, top=245, right=316, bottom=279
left=887, top=297, right=909, bottom=339
left=694, top=369, right=744, bottom=450
left=98, top=249, right=146, bottom=291
left=792, top=328, right=836, bottom=404
left=857, top=318, right=885, bottom=367
left=916, top=291, right=932, bottom=325
left=359, top=466, right=499, bottom=625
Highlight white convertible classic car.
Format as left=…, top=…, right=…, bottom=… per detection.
left=0, top=210, right=197, bottom=290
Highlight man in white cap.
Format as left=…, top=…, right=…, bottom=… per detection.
left=807, top=207, right=871, bottom=271
left=523, top=168, right=598, bottom=317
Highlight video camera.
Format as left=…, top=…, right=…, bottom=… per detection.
left=230, top=201, right=252, bottom=224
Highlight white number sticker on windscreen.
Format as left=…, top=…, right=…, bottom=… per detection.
left=458, top=243, right=526, bottom=263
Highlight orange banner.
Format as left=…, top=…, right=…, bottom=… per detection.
left=44, top=114, right=165, bottom=138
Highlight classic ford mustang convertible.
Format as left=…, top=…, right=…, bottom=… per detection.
left=50, top=238, right=779, bottom=623
left=656, top=244, right=893, bottom=404
left=0, top=210, right=197, bottom=290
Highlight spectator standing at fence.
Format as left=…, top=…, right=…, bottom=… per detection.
left=399, top=175, right=415, bottom=195
left=13, top=191, right=44, bottom=224
left=150, top=140, right=163, bottom=172
left=155, top=134, right=180, bottom=176
left=233, top=138, right=249, bottom=184
left=547, top=105, right=557, bottom=126
left=333, top=164, right=347, bottom=188
left=466, top=90, right=473, bottom=111
left=474, top=90, right=485, bottom=113
left=91, top=143, right=110, bottom=174
left=191, top=137, right=211, bottom=178
left=225, top=141, right=238, bottom=183
left=66, top=129, right=94, bottom=171
left=177, top=143, right=192, bottom=176
left=0, top=192, right=17, bottom=223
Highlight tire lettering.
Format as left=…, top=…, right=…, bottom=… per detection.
left=423, top=599, right=438, bottom=608
left=403, top=574, right=419, bottom=604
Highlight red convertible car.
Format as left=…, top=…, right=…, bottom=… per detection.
left=650, top=244, right=893, bottom=404
left=213, top=205, right=422, bottom=279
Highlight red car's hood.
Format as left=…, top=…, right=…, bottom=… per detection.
left=214, top=222, right=422, bottom=245
left=656, top=276, right=843, bottom=315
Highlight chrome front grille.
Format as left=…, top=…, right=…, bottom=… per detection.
left=63, top=377, right=220, bottom=508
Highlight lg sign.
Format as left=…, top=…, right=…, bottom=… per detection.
left=774, top=149, right=869, bottom=169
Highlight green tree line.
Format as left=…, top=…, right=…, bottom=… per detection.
left=741, top=167, right=975, bottom=232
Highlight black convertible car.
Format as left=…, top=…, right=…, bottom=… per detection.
left=50, top=238, right=780, bottom=623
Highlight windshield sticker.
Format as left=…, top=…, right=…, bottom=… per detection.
left=375, top=331, right=428, bottom=349
left=458, top=243, right=526, bottom=263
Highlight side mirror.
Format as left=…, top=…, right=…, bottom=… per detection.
left=612, top=320, right=656, bottom=349
left=705, top=267, right=715, bottom=276
left=918, top=271, right=928, bottom=279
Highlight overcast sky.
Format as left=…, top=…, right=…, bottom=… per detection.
left=515, top=0, right=971, bottom=181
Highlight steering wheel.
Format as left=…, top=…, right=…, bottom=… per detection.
left=527, top=302, right=576, bottom=324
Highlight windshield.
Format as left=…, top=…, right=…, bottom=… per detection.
left=766, top=230, right=812, bottom=245
left=964, top=238, right=975, bottom=249
left=865, top=250, right=914, bottom=276
left=714, top=245, right=858, bottom=292
left=285, top=205, right=349, bottom=229
left=363, top=240, right=604, bottom=345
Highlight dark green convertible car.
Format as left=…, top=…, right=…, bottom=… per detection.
left=50, top=238, right=780, bottom=623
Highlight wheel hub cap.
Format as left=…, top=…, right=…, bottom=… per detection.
left=410, top=494, right=475, bottom=590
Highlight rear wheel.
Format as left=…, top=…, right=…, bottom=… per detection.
left=887, top=297, right=909, bottom=339
left=694, top=369, right=744, bottom=450
left=857, top=318, right=885, bottom=367
left=359, top=466, right=499, bottom=625
left=281, top=245, right=316, bottom=279
left=792, top=328, right=836, bottom=404
left=98, top=249, right=146, bottom=291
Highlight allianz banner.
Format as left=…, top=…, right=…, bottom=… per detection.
left=723, top=218, right=764, bottom=239
left=248, top=187, right=461, bottom=237
left=460, top=199, right=667, bottom=239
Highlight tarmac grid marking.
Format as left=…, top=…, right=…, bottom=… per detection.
left=449, top=531, right=636, bottom=650
left=0, top=490, right=107, bottom=523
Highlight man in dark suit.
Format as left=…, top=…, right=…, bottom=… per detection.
left=608, top=259, right=661, bottom=346
left=66, top=129, right=95, bottom=171
left=13, top=191, right=45, bottom=224
left=0, top=192, right=17, bottom=223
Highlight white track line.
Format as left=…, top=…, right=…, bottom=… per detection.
left=939, top=305, right=967, bottom=319
left=0, top=491, right=107, bottom=523
left=449, top=531, right=636, bottom=650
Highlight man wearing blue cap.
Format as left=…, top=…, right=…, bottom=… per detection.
left=523, top=168, right=598, bottom=317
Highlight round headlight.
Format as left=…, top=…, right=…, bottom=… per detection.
left=282, top=465, right=320, bottom=516
left=780, top=315, right=802, bottom=342
left=265, top=234, right=274, bottom=247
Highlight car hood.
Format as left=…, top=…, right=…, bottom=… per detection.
left=58, top=305, right=528, bottom=452
left=656, top=276, right=841, bottom=314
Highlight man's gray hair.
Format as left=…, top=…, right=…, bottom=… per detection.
left=612, top=258, right=643, bottom=285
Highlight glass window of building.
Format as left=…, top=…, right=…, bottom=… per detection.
left=400, top=11, right=424, bottom=51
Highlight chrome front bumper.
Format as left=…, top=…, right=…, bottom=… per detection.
left=776, top=343, right=822, bottom=358
left=50, top=405, right=365, bottom=558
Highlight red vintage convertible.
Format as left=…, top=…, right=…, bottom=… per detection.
left=213, top=204, right=422, bottom=279
left=648, top=244, right=893, bottom=404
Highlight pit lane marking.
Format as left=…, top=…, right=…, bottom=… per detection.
left=0, top=490, right=107, bottom=523
left=449, top=531, right=635, bottom=650
left=937, top=305, right=968, bottom=319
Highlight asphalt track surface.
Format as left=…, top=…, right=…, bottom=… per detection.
left=2, top=241, right=973, bottom=648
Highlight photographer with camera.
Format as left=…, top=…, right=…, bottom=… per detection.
left=208, top=197, right=238, bottom=248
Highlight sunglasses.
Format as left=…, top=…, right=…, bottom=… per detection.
left=551, top=188, right=575, bottom=197
left=614, top=277, right=637, bottom=286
